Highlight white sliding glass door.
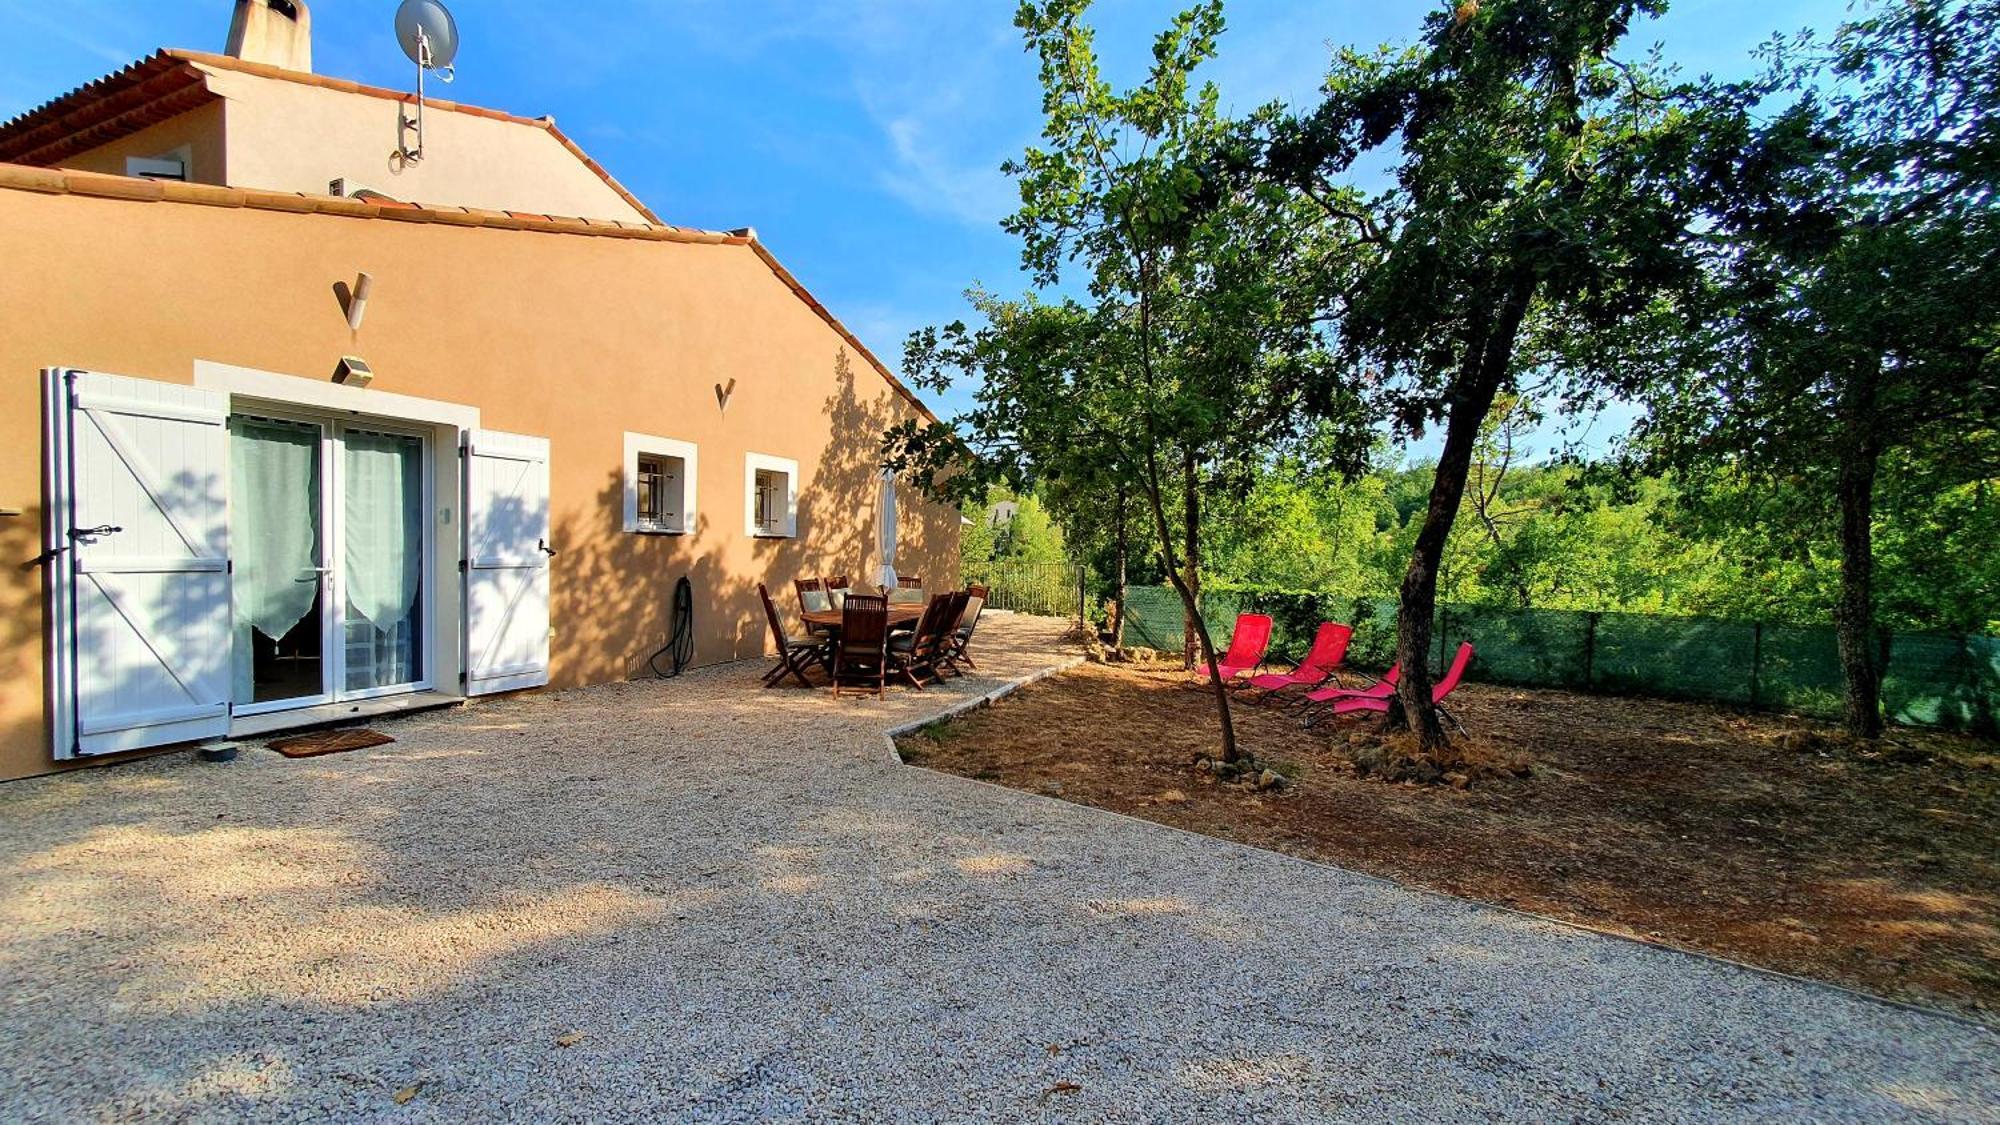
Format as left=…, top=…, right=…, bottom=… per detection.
left=230, top=412, right=431, bottom=714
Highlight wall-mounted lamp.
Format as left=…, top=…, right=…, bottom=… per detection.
left=345, top=271, right=374, bottom=331
left=333, top=356, right=375, bottom=387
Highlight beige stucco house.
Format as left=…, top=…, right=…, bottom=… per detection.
left=0, top=1, right=957, bottom=782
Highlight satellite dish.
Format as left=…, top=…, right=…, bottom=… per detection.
left=395, top=0, right=458, bottom=71
left=392, top=0, right=459, bottom=164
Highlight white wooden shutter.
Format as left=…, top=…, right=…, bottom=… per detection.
left=462, top=429, right=551, bottom=695
left=48, top=369, right=232, bottom=758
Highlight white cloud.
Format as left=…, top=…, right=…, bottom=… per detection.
left=875, top=113, right=1019, bottom=226
left=0, top=0, right=137, bottom=67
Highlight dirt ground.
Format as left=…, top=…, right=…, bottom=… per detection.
left=897, top=660, right=2000, bottom=1021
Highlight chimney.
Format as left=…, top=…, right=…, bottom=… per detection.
left=226, top=0, right=312, bottom=73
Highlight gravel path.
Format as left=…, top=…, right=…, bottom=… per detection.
left=1, top=613, right=1993, bottom=1122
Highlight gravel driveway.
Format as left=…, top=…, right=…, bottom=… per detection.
left=1, top=613, right=1994, bottom=1122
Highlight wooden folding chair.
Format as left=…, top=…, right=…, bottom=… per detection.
left=831, top=594, right=891, bottom=698
left=758, top=583, right=827, bottom=688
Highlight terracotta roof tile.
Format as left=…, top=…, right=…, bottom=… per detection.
left=158, top=180, right=246, bottom=208
left=251, top=191, right=317, bottom=214
left=374, top=206, right=436, bottom=224
left=308, top=195, right=379, bottom=218
left=0, top=163, right=65, bottom=192
left=61, top=170, right=163, bottom=201
left=424, top=206, right=485, bottom=227
left=0, top=54, right=215, bottom=166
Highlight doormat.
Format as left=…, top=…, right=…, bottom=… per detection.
left=268, top=729, right=395, bottom=758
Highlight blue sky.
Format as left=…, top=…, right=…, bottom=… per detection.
left=2, top=0, right=1852, bottom=455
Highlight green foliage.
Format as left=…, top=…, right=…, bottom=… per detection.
left=885, top=0, right=2000, bottom=750
left=957, top=497, right=998, bottom=566
left=1628, top=0, right=2000, bottom=734
left=993, top=492, right=1070, bottom=564
left=884, top=0, right=1376, bottom=761
left=1252, top=0, right=1732, bottom=748
left=1187, top=446, right=1999, bottom=635
left=1198, top=462, right=1392, bottom=595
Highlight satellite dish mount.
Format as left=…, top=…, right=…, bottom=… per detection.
left=394, top=0, right=459, bottom=165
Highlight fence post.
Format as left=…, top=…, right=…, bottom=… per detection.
left=1750, top=621, right=1763, bottom=709
left=1076, top=563, right=1087, bottom=628
left=1583, top=611, right=1599, bottom=690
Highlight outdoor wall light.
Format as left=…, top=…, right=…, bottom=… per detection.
left=333, top=355, right=375, bottom=387
left=345, top=270, right=374, bottom=331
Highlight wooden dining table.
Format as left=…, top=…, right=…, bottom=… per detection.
left=801, top=604, right=924, bottom=632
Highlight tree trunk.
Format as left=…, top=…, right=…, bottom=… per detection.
left=1388, top=278, right=1534, bottom=753
left=1834, top=378, right=1884, bottom=740
left=1140, top=446, right=1238, bottom=763
left=1181, top=452, right=1201, bottom=671
left=1110, top=486, right=1129, bottom=649
left=1388, top=387, right=1496, bottom=750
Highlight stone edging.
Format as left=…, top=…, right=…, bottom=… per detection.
left=878, top=654, right=1088, bottom=761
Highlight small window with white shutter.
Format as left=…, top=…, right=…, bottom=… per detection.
left=622, top=433, right=696, bottom=535
left=744, top=453, right=797, bottom=538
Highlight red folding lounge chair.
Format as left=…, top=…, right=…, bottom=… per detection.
left=1301, top=661, right=1398, bottom=726
left=1200, top=613, right=1273, bottom=685
left=1245, top=622, right=1352, bottom=701
left=1304, top=661, right=1398, bottom=705
left=1325, top=643, right=1475, bottom=733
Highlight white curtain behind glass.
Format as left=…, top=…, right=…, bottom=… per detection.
left=344, top=431, right=423, bottom=691
left=230, top=418, right=321, bottom=703
left=344, top=431, right=423, bottom=632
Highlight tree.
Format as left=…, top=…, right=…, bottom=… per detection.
left=1264, top=0, right=1723, bottom=758
left=1635, top=0, right=2000, bottom=737
left=995, top=492, right=1069, bottom=562
left=958, top=494, right=999, bottom=569
left=1041, top=463, right=1137, bottom=643
left=887, top=0, right=1365, bottom=765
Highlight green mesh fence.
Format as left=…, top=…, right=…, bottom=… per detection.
left=1592, top=613, right=1758, bottom=706
left=1111, top=584, right=1998, bottom=734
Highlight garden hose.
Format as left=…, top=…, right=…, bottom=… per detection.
left=648, top=576, right=695, bottom=678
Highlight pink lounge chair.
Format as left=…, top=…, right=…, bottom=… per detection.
left=1246, top=622, right=1353, bottom=700
left=1304, top=661, right=1399, bottom=706
left=1321, top=643, right=1474, bottom=732
left=1205, top=613, right=1273, bottom=684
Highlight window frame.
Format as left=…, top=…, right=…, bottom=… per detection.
left=126, top=145, right=193, bottom=182
left=743, top=452, right=798, bottom=539
left=621, top=432, right=697, bottom=535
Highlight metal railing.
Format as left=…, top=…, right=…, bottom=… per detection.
left=964, top=560, right=1085, bottom=618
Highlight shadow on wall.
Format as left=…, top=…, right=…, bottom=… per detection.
left=3, top=501, right=48, bottom=761
left=549, top=346, right=957, bottom=687
left=788, top=348, right=952, bottom=593
left=544, top=479, right=759, bottom=687
left=544, top=342, right=956, bottom=684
